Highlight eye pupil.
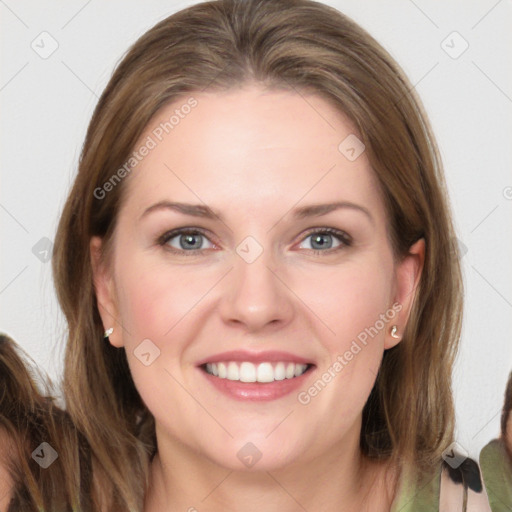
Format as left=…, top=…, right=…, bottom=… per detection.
left=180, top=233, right=202, bottom=250
left=311, top=233, right=333, bottom=250
left=163, top=228, right=347, bottom=255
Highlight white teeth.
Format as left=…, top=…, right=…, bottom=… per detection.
left=256, top=362, right=274, bottom=383
left=240, top=362, right=257, bottom=382
left=218, top=362, right=227, bottom=378
left=227, top=362, right=239, bottom=381
left=274, top=362, right=286, bottom=381
left=204, top=361, right=309, bottom=382
left=294, top=364, right=304, bottom=377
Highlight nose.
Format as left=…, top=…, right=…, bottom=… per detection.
left=217, top=242, right=295, bottom=333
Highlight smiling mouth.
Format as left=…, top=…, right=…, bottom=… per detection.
left=201, top=361, right=314, bottom=383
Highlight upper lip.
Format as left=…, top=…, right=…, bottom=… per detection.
left=196, top=350, right=315, bottom=366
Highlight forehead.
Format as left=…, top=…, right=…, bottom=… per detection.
left=121, top=85, right=385, bottom=222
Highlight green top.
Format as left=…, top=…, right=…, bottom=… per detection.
left=389, top=466, right=441, bottom=512
left=390, top=466, right=441, bottom=512
left=479, top=438, right=512, bottom=512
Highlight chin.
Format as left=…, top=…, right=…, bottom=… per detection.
left=204, top=434, right=306, bottom=472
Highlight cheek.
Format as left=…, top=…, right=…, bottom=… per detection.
left=111, top=254, right=221, bottom=405
left=114, top=253, right=215, bottom=346
left=112, top=256, right=210, bottom=427
left=294, top=256, right=394, bottom=416
left=343, top=270, right=392, bottom=352
left=297, top=256, right=394, bottom=353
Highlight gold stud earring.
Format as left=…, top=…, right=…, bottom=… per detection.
left=390, top=325, right=399, bottom=339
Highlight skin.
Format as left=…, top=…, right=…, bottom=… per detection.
left=91, top=85, right=424, bottom=512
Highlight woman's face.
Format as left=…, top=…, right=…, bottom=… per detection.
left=91, top=85, right=423, bottom=471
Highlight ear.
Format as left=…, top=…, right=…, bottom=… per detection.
left=90, top=236, right=124, bottom=348
left=385, top=238, right=425, bottom=349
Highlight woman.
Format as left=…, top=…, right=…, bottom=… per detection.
left=0, top=0, right=492, bottom=510
left=480, top=371, right=512, bottom=510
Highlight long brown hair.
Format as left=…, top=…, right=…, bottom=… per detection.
left=1, top=0, right=463, bottom=509
left=0, top=334, right=88, bottom=511
left=501, top=371, right=512, bottom=458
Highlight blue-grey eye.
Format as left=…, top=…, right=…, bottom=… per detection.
left=299, top=229, right=348, bottom=251
left=163, top=230, right=214, bottom=251
left=311, top=233, right=334, bottom=250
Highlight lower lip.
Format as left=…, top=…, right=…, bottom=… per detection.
left=199, top=366, right=314, bottom=401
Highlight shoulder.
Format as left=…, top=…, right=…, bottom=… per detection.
left=480, top=437, right=512, bottom=472
left=440, top=454, right=491, bottom=512
left=479, top=438, right=512, bottom=510
left=390, top=464, right=441, bottom=512
left=391, top=454, right=492, bottom=512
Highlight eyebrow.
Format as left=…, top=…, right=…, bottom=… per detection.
left=139, top=200, right=374, bottom=224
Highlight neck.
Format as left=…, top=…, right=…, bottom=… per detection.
left=144, top=425, right=399, bottom=512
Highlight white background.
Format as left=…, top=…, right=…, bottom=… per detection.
left=1, top=0, right=511, bottom=461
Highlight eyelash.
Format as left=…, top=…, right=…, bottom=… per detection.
left=156, top=227, right=352, bottom=257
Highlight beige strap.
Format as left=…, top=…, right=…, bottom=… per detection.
left=439, top=465, right=492, bottom=511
